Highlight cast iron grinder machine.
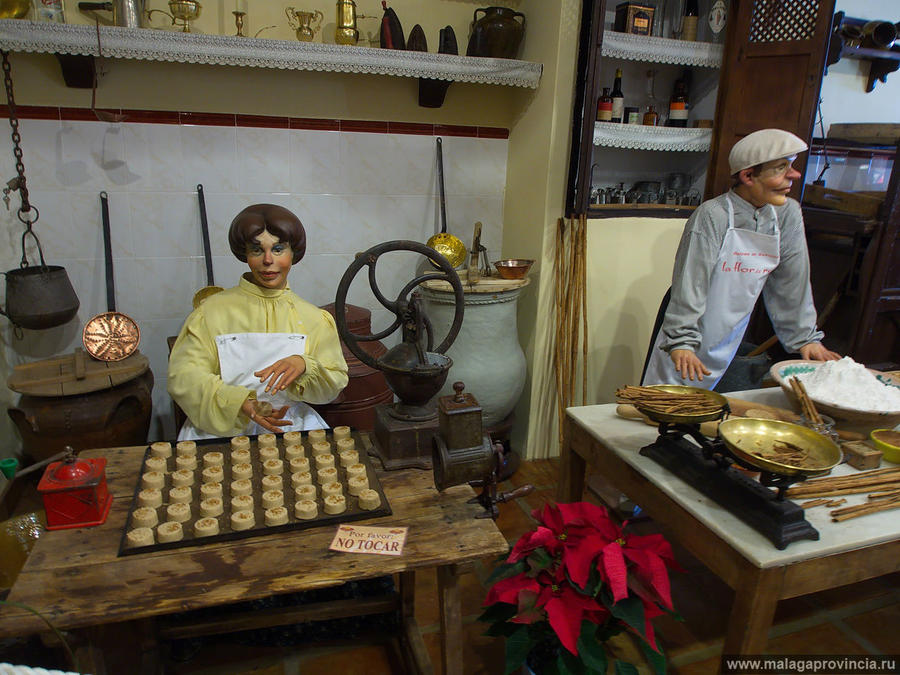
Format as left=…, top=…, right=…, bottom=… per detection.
left=334, top=240, right=464, bottom=470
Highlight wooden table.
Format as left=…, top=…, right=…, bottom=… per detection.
left=557, top=388, right=900, bottom=656
left=0, top=443, right=508, bottom=674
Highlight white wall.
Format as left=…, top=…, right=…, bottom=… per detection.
left=0, top=117, right=507, bottom=449
left=819, top=0, right=900, bottom=129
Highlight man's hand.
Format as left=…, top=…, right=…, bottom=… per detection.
left=255, top=355, right=306, bottom=393
left=240, top=398, right=291, bottom=433
left=670, top=349, right=712, bottom=382
left=799, top=343, right=841, bottom=362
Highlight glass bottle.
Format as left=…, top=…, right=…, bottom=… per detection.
left=707, top=0, right=728, bottom=43
left=667, top=79, right=688, bottom=127
left=643, top=106, right=659, bottom=126
left=682, top=0, right=699, bottom=41
left=597, top=87, right=613, bottom=122
left=610, top=69, right=625, bottom=123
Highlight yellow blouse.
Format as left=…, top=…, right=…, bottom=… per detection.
left=167, top=275, right=348, bottom=437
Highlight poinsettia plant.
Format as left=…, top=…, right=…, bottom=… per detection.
left=479, top=502, right=680, bottom=675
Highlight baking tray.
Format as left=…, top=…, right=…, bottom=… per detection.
left=118, top=430, right=391, bottom=556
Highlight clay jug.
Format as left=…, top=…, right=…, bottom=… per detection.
left=466, top=6, right=526, bottom=59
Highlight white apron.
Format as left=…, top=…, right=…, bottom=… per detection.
left=178, top=332, right=327, bottom=440
left=643, top=195, right=780, bottom=389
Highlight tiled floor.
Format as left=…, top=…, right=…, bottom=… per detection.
left=5, top=459, right=899, bottom=674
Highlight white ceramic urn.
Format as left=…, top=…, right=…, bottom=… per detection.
left=419, top=276, right=529, bottom=427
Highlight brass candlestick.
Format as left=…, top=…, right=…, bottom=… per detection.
left=233, top=10, right=246, bottom=36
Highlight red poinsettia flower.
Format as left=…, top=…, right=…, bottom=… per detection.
left=509, top=502, right=625, bottom=590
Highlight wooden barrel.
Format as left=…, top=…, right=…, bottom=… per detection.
left=312, top=303, right=392, bottom=431
left=7, top=351, right=154, bottom=461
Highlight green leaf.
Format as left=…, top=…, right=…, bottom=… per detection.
left=478, top=602, right=518, bottom=625
left=486, top=560, right=527, bottom=586
left=608, top=595, right=647, bottom=639
left=557, top=647, right=587, bottom=675
left=504, top=625, right=533, bottom=675
left=528, top=547, right=554, bottom=571
left=576, top=621, right=609, bottom=673
left=613, top=660, right=640, bottom=675
left=640, top=639, right=667, bottom=674
left=484, top=621, right=521, bottom=638
left=582, top=565, right=605, bottom=598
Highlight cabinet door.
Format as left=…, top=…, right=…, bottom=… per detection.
left=704, top=0, right=835, bottom=200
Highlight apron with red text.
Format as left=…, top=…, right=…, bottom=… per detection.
left=178, top=332, right=327, bottom=440
left=643, top=195, right=780, bottom=389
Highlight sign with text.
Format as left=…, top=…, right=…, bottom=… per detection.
left=329, top=524, right=408, bottom=556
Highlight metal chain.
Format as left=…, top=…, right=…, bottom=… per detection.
left=2, top=49, right=43, bottom=269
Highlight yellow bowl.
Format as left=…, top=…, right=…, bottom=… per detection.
left=870, top=429, right=900, bottom=463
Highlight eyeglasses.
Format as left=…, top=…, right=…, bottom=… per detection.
left=757, top=158, right=797, bottom=178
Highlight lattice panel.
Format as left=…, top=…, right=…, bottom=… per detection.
left=749, top=0, right=819, bottom=42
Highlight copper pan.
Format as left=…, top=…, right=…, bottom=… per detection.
left=192, top=183, right=224, bottom=308
left=82, top=192, right=140, bottom=362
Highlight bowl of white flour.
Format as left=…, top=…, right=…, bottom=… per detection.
left=770, top=357, right=900, bottom=427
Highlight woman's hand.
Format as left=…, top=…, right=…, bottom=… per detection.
left=240, top=397, right=291, bottom=433
left=799, top=343, right=841, bottom=362
left=254, top=355, right=307, bottom=393
left=670, top=349, right=712, bottom=382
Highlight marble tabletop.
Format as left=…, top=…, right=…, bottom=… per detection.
left=567, top=388, right=900, bottom=569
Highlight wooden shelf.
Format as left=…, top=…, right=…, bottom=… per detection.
left=0, top=19, right=543, bottom=94
left=593, top=121, right=712, bottom=151
left=588, top=203, right=697, bottom=218
left=601, top=31, right=723, bottom=68
left=826, top=13, right=900, bottom=92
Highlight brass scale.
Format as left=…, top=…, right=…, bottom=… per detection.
left=635, top=386, right=842, bottom=549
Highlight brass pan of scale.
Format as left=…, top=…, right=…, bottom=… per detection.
left=718, top=418, right=841, bottom=478
left=627, top=384, right=729, bottom=424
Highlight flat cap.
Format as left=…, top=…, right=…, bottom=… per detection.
left=728, top=129, right=808, bottom=174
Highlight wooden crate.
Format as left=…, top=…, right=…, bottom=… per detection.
left=802, top=183, right=884, bottom=218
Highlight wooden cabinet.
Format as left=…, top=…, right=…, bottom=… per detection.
left=568, top=0, right=837, bottom=216
left=566, top=0, right=722, bottom=217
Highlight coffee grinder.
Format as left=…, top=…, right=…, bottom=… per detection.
left=334, top=240, right=465, bottom=469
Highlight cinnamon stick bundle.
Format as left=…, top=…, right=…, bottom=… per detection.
left=789, top=376, right=822, bottom=425
left=829, top=495, right=900, bottom=522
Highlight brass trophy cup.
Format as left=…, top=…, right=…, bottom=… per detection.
left=147, top=0, right=201, bottom=32
left=285, top=7, right=324, bottom=42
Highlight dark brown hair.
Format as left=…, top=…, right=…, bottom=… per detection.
left=228, top=204, right=306, bottom=264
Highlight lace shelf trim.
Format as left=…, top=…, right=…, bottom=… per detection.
left=593, top=122, right=712, bottom=151
left=0, top=20, right=543, bottom=88
left=601, top=31, right=723, bottom=68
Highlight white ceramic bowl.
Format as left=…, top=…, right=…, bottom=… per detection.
left=769, top=359, right=900, bottom=427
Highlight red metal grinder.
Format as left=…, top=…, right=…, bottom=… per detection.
left=37, top=447, right=112, bottom=530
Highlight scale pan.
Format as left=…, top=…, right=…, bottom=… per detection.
left=718, top=418, right=841, bottom=477
left=635, top=385, right=728, bottom=424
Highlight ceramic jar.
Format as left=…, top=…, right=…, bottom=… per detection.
left=466, top=6, right=526, bottom=59
left=419, top=280, right=528, bottom=427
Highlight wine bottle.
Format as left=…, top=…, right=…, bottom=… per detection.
left=667, top=79, right=688, bottom=127
left=682, top=0, right=699, bottom=42
left=597, top=87, right=613, bottom=122
left=610, top=69, right=625, bottom=123
left=707, top=0, right=728, bottom=43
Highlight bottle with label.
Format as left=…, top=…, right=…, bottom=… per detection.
left=34, top=0, right=65, bottom=22
left=681, top=0, right=699, bottom=41
left=643, top=106, right=659, bottom=126
left=707, top=0, right=728, bottom=43
left=610, top=69, right=625, bottom=123
left=596, top=87, right=613, bottom=122
left=667, top=79, right=688, bottom=127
